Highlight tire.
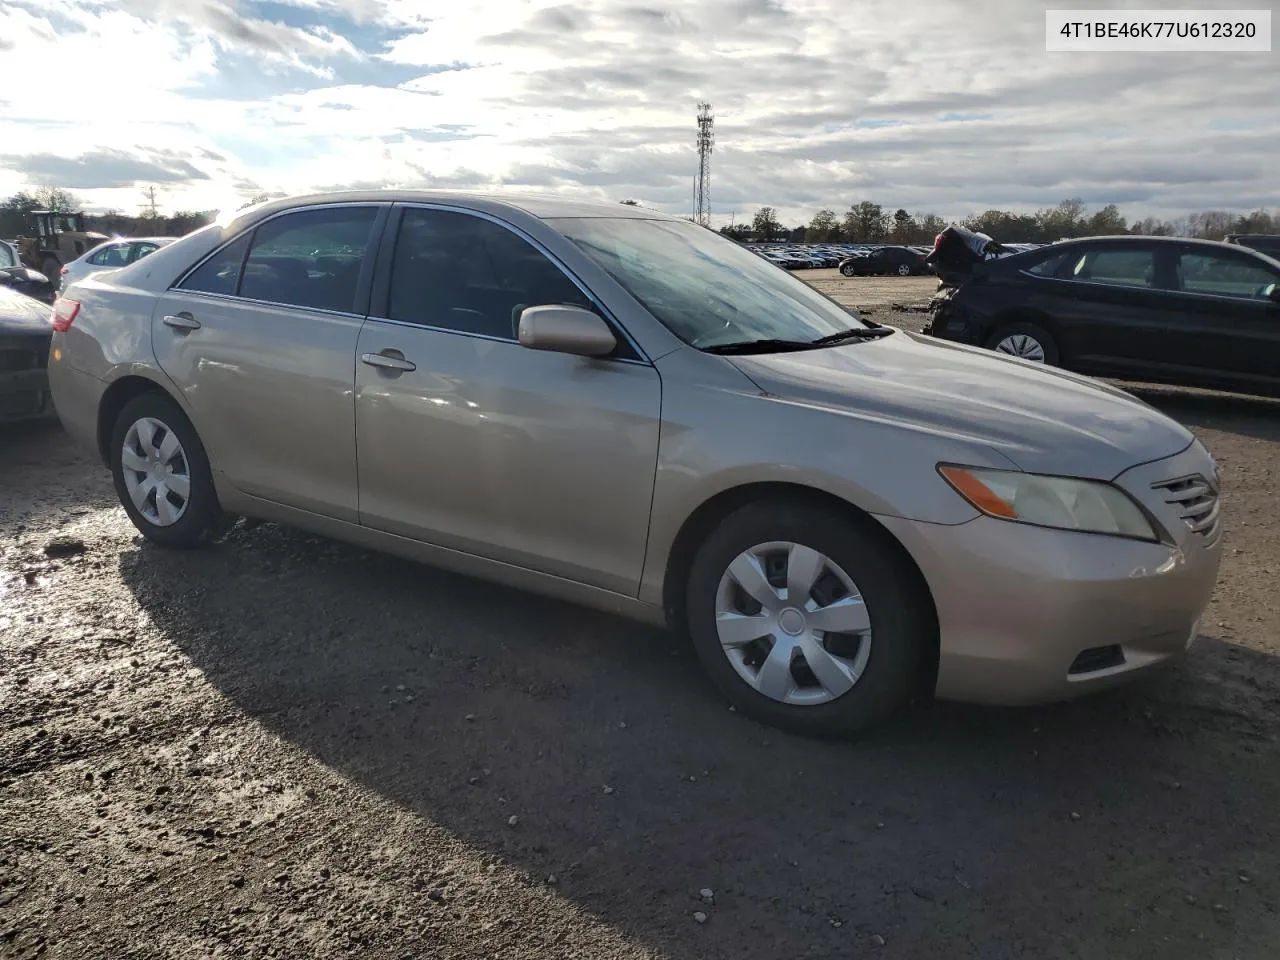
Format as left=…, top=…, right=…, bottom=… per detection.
left=840, top=264, right=855, bottom=277
left=897, top=263, right=911, bottom=277
left=685, top=500, right=931, bottom=737
left=984, top=321, right=1060, bottom=365
left=110, top=392, right=226, bottom=547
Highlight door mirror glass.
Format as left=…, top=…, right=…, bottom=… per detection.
left=517, top=304, right=617, bottom=357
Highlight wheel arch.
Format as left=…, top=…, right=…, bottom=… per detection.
left=96, top=374, right=178, bottom=467
left=988, top=307, right=1064, bottom=348
left=661, top=481, right=940, bottom=695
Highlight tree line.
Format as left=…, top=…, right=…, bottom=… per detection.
left=0, top=187, right=275, bottom=241
left=724, top=199, right=1278, bottom=245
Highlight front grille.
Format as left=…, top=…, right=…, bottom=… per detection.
left=1152, top=474, right=1220, bottom=541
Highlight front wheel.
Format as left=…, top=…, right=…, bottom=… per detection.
left=897, top=263, right=912, bottom=277
left=685, top=501, right=931, bottom=736
left=111, top=393, right=226, bottom=547
left=840, top=264, right=855, bottom=277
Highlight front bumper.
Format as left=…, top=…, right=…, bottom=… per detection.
left=877, top=446, right=1223, bottom=705
left=0, top=336, right=55, bottom=423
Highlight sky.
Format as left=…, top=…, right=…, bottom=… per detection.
left=0, top=0, right=1276, bottom=226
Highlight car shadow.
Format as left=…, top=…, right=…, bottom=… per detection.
left=118, top=522, right=1280, bottom=959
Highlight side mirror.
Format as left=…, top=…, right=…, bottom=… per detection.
left=517, top=304, right=617, bottom=358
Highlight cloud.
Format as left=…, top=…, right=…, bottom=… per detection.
left=0, top=0, right=1275, bottom=225
left=0, top=149, right=212, bottom=188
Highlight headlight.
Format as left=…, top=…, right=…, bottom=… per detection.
left=938, top=465, right=1160, bottom=541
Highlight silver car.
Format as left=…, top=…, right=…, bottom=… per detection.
left=48, top=192, right=1223, bottom=735
left=59, top=236, right=175, bottom=290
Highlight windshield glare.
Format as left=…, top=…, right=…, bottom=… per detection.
left=550, top=217, right=868, bottom=348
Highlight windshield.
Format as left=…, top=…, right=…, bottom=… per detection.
left=550, top=217, right=869, bottom=349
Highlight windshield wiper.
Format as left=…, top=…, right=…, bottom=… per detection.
left=701, top=338, right=820, bottom=355
left=809, top=325, right=896, bottom=345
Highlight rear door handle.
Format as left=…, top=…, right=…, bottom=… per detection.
left=360, top=352, right=417, bottom=372
left=162, top=313, right=201, bottom=331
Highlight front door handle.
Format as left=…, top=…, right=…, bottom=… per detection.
left=360, top=351, right=417, bottom=372
left=162, top=313, right=201, bottom=331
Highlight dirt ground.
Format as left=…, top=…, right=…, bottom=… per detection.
left=3, top=272, right=1279, bottom=959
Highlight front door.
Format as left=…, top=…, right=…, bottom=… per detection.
left=1159, top=246, right=1280, bottom=388
left=354, top=206, right=662, bottom=596
left=151, top=203, right=385, bottom=522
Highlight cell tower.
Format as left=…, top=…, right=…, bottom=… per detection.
left=693, top=101, right=714, bottom=227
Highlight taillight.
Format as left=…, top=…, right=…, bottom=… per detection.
left=52, top=298, right=80, bottom=332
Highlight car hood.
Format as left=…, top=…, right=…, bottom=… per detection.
left=728, top=330, right=1193, bottom=480
left=0, top=286, right=54, bottom=334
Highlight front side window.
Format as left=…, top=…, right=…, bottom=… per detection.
left=388, top=208, right=593, bottom=341
left=552, top=217, right=868, bottom=349
left=130, top=243, right=159, bottom=262
left=1177, top=252, right=1278, bottom=301
left=1068, top=248, right=1156, bottom=288
left=240, top=206, right=379, bottom=313
left=0, top=243, right=15, bottom=269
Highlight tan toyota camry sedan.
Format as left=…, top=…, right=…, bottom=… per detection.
left=47, top=192, right=1223, bottom=735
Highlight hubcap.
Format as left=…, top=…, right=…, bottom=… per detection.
left=994, top=334, right=1046, bottom=362
left=121, top=417, right=190, bottom=527
left=714, top=541, right=872, bottom=706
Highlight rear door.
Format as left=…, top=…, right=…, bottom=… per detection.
left=1047, top=242, right=1174, bottom=375
left=1157, top=246, right=1280, bottom=387
left=151, top=203, right=387, bottom=521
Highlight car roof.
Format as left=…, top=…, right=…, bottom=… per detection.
left=229, top=190, right=677, bottom=226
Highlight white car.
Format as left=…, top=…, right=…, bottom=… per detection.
left=60, top=237, right=175, bottom=289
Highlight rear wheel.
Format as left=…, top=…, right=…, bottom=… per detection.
left=897, top=263, right=912, bottom=277
left=110, top=393, right=226, bottom=547
left=685, top=501, right=931, bottom=737
left=985, top=321, right=1060, bottom=365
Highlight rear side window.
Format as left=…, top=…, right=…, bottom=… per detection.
left=387, top=208, right=593, bottom=340
left=89, top=244, right=131, bottom=267
left=130, top=243, right=159, bottom=262
left=1023, top=250, right=1071, bottom=277
left=0, top=244, right=15, bottom=269
left=1068, top=248, right=1156, bottom=288
left=179, top=234, right=251, bottom=296
left=239, top=206, right=378, bottom=313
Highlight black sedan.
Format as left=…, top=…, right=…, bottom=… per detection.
left=0, top=284, right=55, bottom=423
left=0, top=241, right=56, bottom=304
left=839, top=246, right=929, bottom=277
left=924, top=235, right=1280, bottom=396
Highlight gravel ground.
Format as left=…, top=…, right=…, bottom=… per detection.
left=3, top=273, right=1279, bottom=959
